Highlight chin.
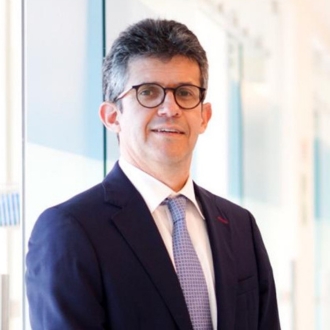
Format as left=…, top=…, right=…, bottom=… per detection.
left=156, top=153, right=190, bottom=165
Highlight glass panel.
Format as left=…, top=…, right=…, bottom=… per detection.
left=23, top=0, right=105, bottom=328
left=0, top=0, right=23, bottom=329
left=314, top=108, right=330, bottom=330
left=241, top=44, right=282, bottom=206
left=313, top=48, right=330, bottom=328
left=228, top=37, right=243, bottom=202
left=241, top=41, right=294, bottom=328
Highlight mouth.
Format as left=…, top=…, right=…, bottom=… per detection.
left=151, top=128, right=185, bottom=135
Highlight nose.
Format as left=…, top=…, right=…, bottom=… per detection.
left=157, top=90, right=181, bottom=117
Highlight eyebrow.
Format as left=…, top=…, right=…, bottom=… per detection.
left=137, top=81, right=200, bottom=87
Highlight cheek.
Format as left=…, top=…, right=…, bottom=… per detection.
left=189, top=115, right=206, bottom=134
left=119, top=114, right=150, bottom=140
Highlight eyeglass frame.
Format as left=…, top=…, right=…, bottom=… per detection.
left=114, top=83, right=206, bottom=110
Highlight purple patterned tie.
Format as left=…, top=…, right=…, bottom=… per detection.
left=165, top=195, right=212, bottom=330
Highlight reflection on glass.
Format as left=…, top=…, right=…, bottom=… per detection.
left=314, top=104, right=330, bottom=330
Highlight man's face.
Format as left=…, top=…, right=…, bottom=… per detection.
left=100, top=55, right=212, bottom=174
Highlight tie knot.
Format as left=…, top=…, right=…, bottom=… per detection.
left=165, top=195, right=187, bottom=224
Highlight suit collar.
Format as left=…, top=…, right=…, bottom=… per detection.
left=101, top=162, right=137, bottom=207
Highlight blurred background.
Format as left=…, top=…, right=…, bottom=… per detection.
left=1, top=0, right=329, bottom=329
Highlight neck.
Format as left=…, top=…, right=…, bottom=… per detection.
left=124, top=157, right=191, bottom=192
left=148, top=165, right=190, bottom=192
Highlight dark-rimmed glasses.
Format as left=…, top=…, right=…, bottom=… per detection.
left=114, top=83, right=206, bottom=110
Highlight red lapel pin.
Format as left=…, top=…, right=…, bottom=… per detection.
left=217, top=216, right=229, bottom=224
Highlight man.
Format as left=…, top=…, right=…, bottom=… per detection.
left=26, top=18, right=281, bottom=329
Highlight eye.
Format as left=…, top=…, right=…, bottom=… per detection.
left=139, top=88, right=152, bottom=96
left=138, top=84, right=162, bottom=98
left=176, top=86, right=198, bottom=98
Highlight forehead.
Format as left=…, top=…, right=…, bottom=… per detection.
left=126, top=55, right=201, bottom=86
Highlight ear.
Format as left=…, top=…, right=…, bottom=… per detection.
left=99, top=102, right=121, bottom=133
left=200, top=102, right=212, bottom=133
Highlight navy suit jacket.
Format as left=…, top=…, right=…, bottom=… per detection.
left=26, top=162, right=280, bottom=329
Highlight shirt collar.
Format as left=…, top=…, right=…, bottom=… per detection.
left=119, top=157, right=204, bottom=218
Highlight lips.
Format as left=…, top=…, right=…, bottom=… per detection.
left=152, top=128, right=185, bottom=134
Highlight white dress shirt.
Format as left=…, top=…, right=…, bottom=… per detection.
left=119, top=158, right=217, bottom=329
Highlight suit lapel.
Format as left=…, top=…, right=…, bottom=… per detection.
left=194, top=184, right=237, bottom=330
left=102, top=163, right=193, bottom=330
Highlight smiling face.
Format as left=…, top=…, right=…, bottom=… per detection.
left=100, top=55, right=212, bottom=182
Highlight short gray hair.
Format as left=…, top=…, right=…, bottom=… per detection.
left=102, top=18, right=209, bottom=102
